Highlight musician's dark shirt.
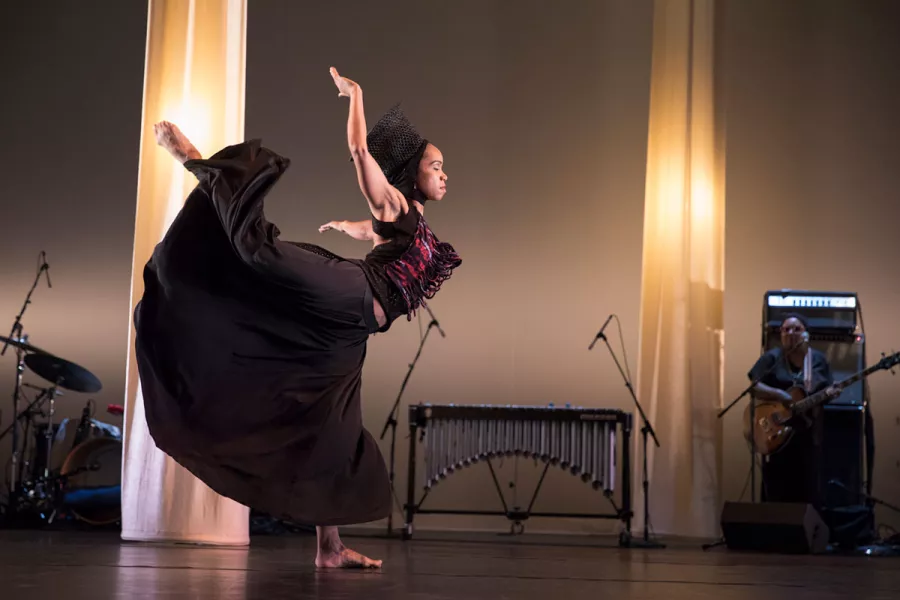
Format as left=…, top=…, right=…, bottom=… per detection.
left=748, top=347, right=834, bottom=394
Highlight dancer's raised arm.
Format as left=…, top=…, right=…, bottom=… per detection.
left=330, top=67, right=406, bottom=223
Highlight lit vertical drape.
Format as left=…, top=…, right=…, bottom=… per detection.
left=635, top=0, right=725, bottom=538
left=121, top=0, right=249, bottom=545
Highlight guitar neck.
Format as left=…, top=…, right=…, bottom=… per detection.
left=794, top=364, right=879, bottom=413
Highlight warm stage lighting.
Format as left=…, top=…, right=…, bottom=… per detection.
left=121, top=0, right=249, bottom=546
left=634, top=0, right=725, bottom=539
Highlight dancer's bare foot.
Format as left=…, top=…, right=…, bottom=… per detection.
left=314, top=526, right=382, bottom=569
left=153, top=121, right=202, bottom=163
left=315, top=547, right=382, bottom=569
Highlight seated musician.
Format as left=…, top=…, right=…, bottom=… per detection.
left=747, top=313, right=840, bottom=506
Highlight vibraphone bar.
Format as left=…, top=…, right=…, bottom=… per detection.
left=403, top=403, right=633, bottom=541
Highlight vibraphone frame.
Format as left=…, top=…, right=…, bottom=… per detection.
left=403, top=404, right=634, bottom=544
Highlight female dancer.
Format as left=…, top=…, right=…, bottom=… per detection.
left=134, top=67, right=461, bottom=569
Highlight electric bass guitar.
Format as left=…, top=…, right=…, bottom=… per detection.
left=743, top=350, right=900, bottom=456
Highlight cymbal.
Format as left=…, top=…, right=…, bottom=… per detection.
left=24, top=353, right=102, bottom=394
left=0, top=335, right=47, bottom=355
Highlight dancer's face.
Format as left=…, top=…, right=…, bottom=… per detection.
left=416, top=144, right=448, bottom=201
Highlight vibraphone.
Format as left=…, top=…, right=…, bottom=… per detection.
left=403, top=403, right=633, bottom=540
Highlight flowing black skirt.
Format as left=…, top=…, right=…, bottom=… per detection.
left=133, top=139, right=390, bottom=525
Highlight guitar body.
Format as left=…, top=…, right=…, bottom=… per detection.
left=741, top=349, right=899, bottom=456
left=742, top=386, right=810, bottom=456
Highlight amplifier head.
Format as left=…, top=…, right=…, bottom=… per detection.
left=764, top=289, right=858, bottom=334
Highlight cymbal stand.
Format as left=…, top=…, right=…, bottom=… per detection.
left=43, top=382, right=60, bottom=480
left=7, top=327, right=27, bottom=503
left=1, top=255, right=47, bottom=505
left=0, top=385, right=51, bottom=518
left=0, top=387, right=52, bottom=444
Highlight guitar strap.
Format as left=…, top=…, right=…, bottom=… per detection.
left=802, top=348, right=813, bottom=393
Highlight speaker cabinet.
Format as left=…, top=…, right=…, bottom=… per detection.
left=720, top=501, right=830, bottom=554
left=821, top=406, right=864, bottom=508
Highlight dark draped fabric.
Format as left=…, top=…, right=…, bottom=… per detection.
left=133, top=139, right=390, bottom=525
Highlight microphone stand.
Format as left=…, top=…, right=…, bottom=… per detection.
left=590, top=317, right=664, bottom=549
left=2, top=254, right=49, bottom=512
left=718, top=375, right=762, bottom=504
left=828, top=479, right=900, bottom=516
left=379, top=306, right=443, bottom=536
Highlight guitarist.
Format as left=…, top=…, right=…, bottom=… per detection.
left=747, top=313, right=841, bottom=507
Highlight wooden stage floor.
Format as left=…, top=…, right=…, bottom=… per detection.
left=0, top=529, right=897, bottom=599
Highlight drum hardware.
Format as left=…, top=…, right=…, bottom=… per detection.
left=1, top=250, right=52, bottom=511
left=0, top=252, right=117, bottom=528
left=59, top=436, right=122, bottom=526
left=1, top=394, right=120, bottom=528
left=0, top=348, right=106, bottom=525
left=24, top=353, right=103, bottom=395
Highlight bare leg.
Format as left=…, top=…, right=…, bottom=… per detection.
left=154, top=121, right=202, bottom=163
left=314, top=526, right=382, bottom=569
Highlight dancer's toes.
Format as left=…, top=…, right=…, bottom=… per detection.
left=315, top=547, right=382, bottom=569
left=153, top=121, right=200, bottom=162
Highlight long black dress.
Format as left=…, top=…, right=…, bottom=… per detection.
left=133, top=139, right=460, bottom=526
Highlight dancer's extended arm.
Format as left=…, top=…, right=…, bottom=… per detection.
left=318, top=219, right=374, bottom=242
left=330, top=67, right=406, bottom=223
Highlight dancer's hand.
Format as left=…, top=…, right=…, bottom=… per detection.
left=318, top=221, right=344, bottom=233
left=330, top=67, right=359, bottom=98
left=319, top=220, right=374, bottom=241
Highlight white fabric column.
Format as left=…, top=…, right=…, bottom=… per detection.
left=634, top=0, right=726, bottom=539
left=121, top=0, right=250, bottom=545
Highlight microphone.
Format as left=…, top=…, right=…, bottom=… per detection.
left=40, top=251, right=51, bottom=288
left=588, top=314, right=614, bottom=350
left=422, top=302, right=446, bottom=338
left=785, top=331, right=809, bottom=353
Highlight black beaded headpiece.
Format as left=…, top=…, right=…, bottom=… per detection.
left=352, top=103, right=429, bottom=198
left=367, top=103, right=428, bottom=175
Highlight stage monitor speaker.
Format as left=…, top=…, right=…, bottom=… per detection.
left=720, top=501, right=830, bottom=554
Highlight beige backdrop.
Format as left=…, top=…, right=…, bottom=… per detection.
left=1, top=0, right=898, bottom=539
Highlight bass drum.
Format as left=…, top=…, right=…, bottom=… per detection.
left=60, top=436, right=122, bottom=525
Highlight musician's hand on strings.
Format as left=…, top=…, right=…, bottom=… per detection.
left=824, top=385, right=841, bottom=400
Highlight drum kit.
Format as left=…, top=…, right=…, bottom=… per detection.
left=0, top=253, right=122, bottom=528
